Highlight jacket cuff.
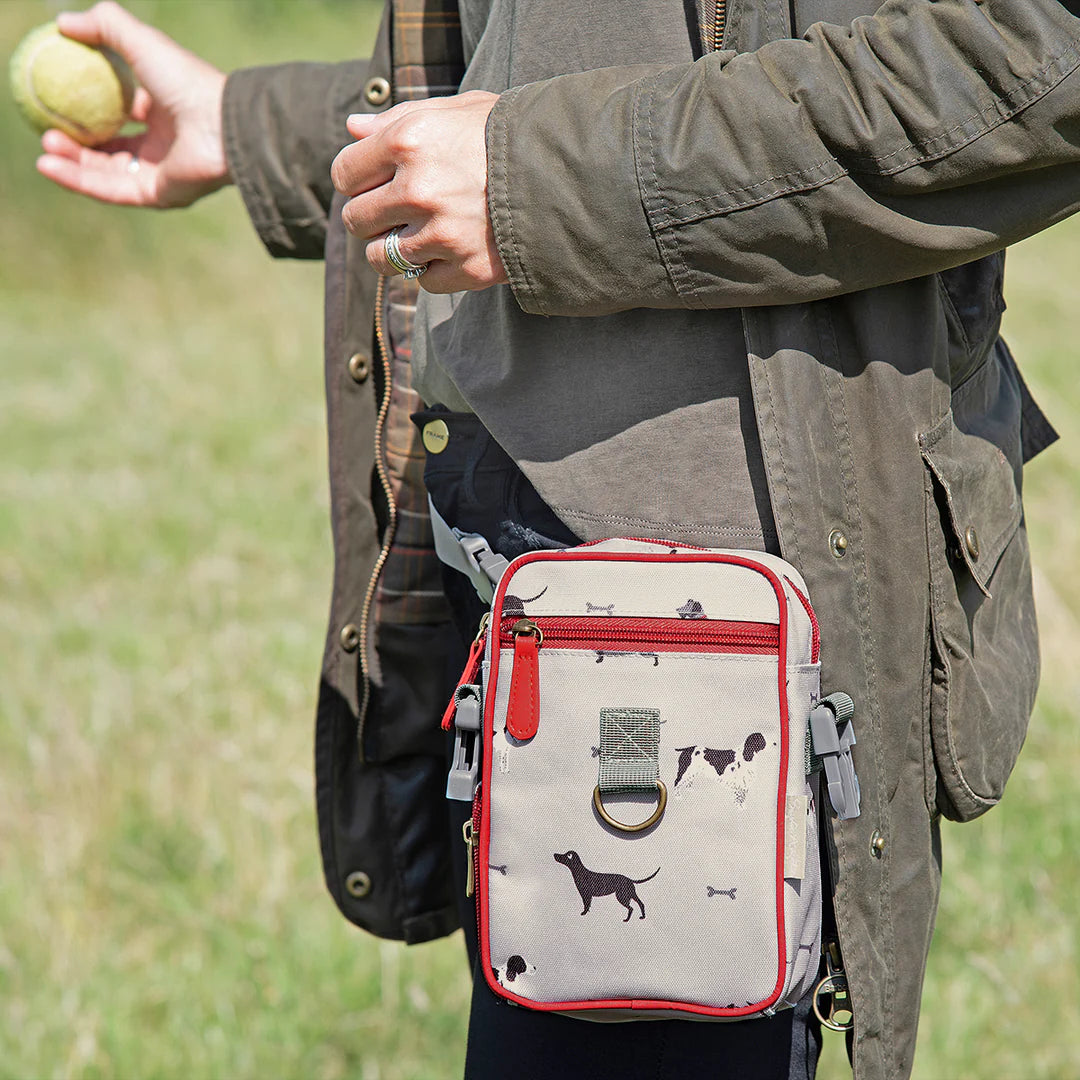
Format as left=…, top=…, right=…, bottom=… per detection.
left=486, top=69, right=679, bottom=317
left=224, top=61, right=370, bottom=260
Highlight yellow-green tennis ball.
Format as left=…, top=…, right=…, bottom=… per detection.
left=9, top=22, right=135, bottom=146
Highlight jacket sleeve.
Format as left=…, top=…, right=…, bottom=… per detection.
left=486, top=0, right=1080, bottom=315
left=223, top=59, right=370, bottom=259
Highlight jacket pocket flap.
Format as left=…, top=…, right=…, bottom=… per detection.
left=919, top=410, right=1022, bottom=597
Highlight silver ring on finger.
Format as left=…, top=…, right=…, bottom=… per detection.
left=384, top=226, right=428, bottom=279
left=127, top=155, right=140, bottom=174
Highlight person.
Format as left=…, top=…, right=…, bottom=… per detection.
left=37, top=0, right=1080, bottom=1076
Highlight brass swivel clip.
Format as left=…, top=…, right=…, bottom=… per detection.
left=813, top=940, right=855, bottom=1032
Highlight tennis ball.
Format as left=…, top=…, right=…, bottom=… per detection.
left=9, top=22, right=135, bottom=146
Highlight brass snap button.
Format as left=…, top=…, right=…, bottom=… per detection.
left=870, top=830, right=886, bottom=858
left=422, top=419, right=450, bottom=455
left=829, top=529, right=849, bottom=558
left=345, top=870, right=371, bottom=898
left=363, top=77, right=391, bottom=107
left=339, top=623, right=360, bottom=653
left=964, top=526, right=980, bottom=561
left=347, top=352, right=370, bottom=383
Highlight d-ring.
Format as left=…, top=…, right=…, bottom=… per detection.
left=593, top=781, right=667, bottom=833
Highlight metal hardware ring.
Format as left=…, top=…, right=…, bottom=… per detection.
left=384, top=226, right=428, bottom=279
left=812, top=973, right=855, bottom=1032
left=593, top=780, right=667, bottom=833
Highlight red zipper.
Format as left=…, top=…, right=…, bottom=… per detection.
left=441, top=613, right=490, bottom=731
left=498, top=615, right=780, bottom=653
left=469, top=785, right=483, bottom=943
left=501, top=615, right=780, bottom=741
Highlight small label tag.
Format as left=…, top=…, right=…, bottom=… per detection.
left=784, top=795, right=808, bottom=880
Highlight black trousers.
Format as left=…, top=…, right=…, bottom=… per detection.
left=415, top=407, right=822, bottom=1080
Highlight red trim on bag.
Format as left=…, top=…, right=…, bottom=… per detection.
left=441, top=635, right=485, bottom=730
left=784, top=577, right=820, bottom=664
left=477, top=548, right=792, bottom=1018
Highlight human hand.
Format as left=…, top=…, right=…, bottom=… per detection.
left=36, top=1, right=229, bottom=208
left=330, top=91, right=509, bottom=293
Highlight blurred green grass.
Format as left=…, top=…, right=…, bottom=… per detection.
left=1, top=2, right=1077, bottom=1078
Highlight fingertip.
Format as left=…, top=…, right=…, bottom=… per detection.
left=346, top=112, right=377, bottom=134
left=41, top=129, right=82, bottom=161
left=36, top=154, right=65, bottom=182
left=55, top=11, right=92, bottom=40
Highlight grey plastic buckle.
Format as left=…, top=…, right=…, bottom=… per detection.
left=456, top=532, right=510, bottom=599
left=428, top=495, right=509, bottom=603
left=809, top=692, right=861, bottom=820
left=446, top=683, right=482, bottom=801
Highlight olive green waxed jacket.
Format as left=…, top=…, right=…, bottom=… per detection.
left=222, top=0, right=1076, bottom=1074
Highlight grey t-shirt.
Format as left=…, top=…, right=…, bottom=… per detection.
left=413, top=0, right=776, bottom=551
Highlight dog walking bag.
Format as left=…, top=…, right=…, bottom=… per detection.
left=441, top=533, right=860, bottom=1021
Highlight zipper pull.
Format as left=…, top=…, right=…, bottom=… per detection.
left=462, top=818, right=477, bottom=898
left=441, top=613, right=490, bottom=731
left=812, top=940, right=854, bottom=1031
left=506, top=618, right=542, bottom=741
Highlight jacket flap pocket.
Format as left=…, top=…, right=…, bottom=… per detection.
left=919, top=410, right=1021, bottom=597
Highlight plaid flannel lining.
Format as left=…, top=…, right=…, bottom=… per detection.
left=372, top=2, right=466, bottom=628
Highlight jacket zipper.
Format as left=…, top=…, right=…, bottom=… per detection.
left=357, top=275, right=396, bottom=757
left=713, top=0, right=726, bottom=50
left=501, top=615, right=780, bottom=740
left=704, top=0, right=727, bottom=51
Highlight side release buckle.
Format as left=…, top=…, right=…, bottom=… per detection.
left=446, top=683, right=482, bottom=801
left=810, top=692, right=861, bottom=820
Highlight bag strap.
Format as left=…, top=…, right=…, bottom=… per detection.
left=428, top=495, right=510, bottom=603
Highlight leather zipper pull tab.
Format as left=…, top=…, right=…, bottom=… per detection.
left=506, top=618, right=542, bottom=740
left=441, top=613, right=489, bottom=731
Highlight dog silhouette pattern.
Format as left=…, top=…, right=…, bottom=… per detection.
left=674, top=732, right=768, bottom=787
left=554, top=851, right=659, bottom=922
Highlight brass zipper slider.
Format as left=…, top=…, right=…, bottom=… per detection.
left=462, top=818, right=477, bottom=898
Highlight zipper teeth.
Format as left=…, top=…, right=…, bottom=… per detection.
left=357, top=275, right=396, bottom=753
left=499, top=616, right=779, bottom=648
left=472, top=786, right=483, bottom=943
left=713, top=0, right=726, bottom=50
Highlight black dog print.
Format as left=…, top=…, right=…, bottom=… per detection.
left=501, top=586, right=548, bottom=621
left=554, top=850, right=659, bottom=922
left=677, top=598, right=706, bottom=619
left=707, top=886, right=737, bottom=899
left=743, top=732, right=767, bottom=761
left=674, top=733, right=767, bottom=786
left=493, top=954, right=535, bottom=986
left=586, top=601, right=615, bottom=615
left=490, top=864, right=508, bottom=876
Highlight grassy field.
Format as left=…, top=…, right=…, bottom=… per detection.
left=1, top=2, right=1077, bottom=1078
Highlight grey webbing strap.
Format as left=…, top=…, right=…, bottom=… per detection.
left=428, top=495, right=510, bottom=603
left=598, top=708, right=661, bottom=794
